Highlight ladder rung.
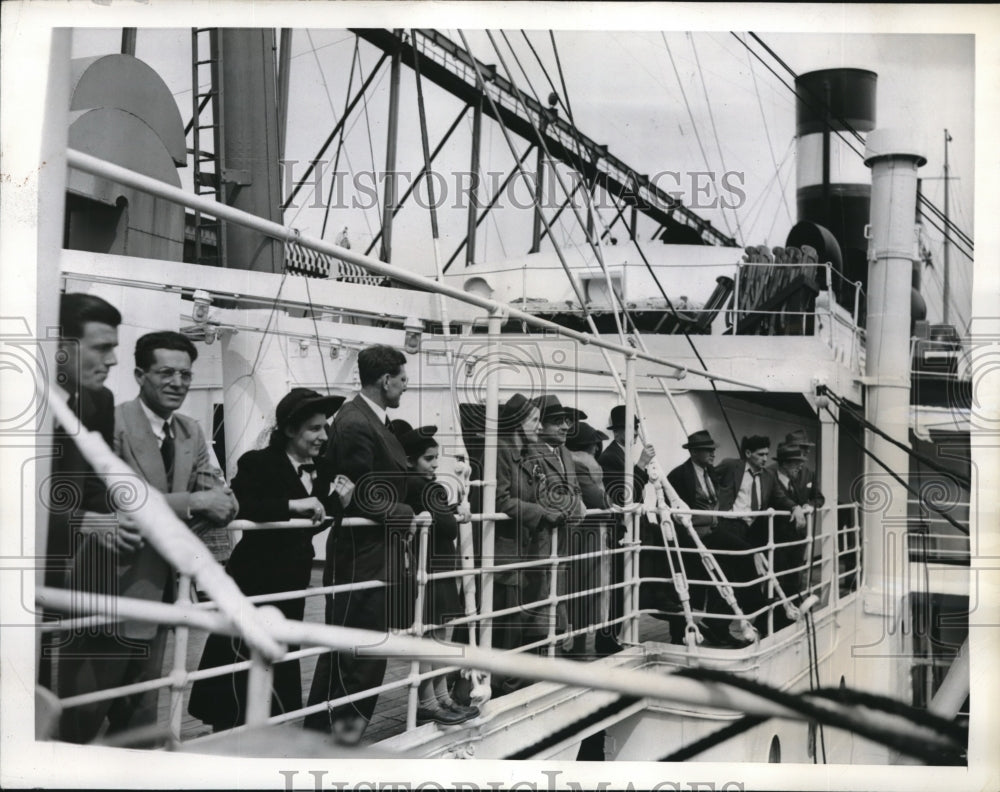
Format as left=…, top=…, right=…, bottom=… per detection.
left=197, top=124, right=218, bottom=130
left=195, top=58, right=216, bottom=66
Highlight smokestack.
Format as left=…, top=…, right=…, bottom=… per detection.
left=793, top=68, right=877, bottom=307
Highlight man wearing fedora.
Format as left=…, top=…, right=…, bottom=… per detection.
left=666, top=430, right=720, bottom=643
left=597, top=405, right=658, bottom=652
left=773, top=429, right=825, bottom=510
left=496, top=395, right=584, bottom=655
left=772, top=440, right=823, bottom=600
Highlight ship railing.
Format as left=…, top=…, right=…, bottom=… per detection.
left=730, top=260, right=865, bottom=369
left=39, top=501, right=860, bottom=746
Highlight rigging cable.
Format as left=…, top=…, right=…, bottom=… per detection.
left=746, top=47, right=794, bottom=230
left=819, top=401, right=969, bottom=535
left=690, top=33, right=745, bottom=245
left=355, top=43, right=384, bottom=230
left=498, top=31, right=742, bottom=449
left=823, top=387, right=971, bottom=490
left=662, top=33, right=736, bottom=241
left=320, top=36, right=360, bottom=240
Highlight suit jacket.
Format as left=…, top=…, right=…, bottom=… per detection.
left=714, top=457, right=797, bottom=515
left=324, top=395, right=414, bottom=583
left=71, top=397, right=224, bottom=639
left=666, top=458, right=719, bottom=531
left=598, top=441, right=649, bottom=509
left=775, top=464, right=825, bottom=508
left=45, top=386, right=115, bottom=588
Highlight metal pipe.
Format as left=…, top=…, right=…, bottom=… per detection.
left=623, top=352, right=638, bottom=644
left=928, top=638, right=969, bottom=718
left=467, top=95, right=483, bottom=267
left=65, top=148, right=765, bottom=391
left=276, top=29, right=292, bottom=164
left=245, top=648, right=275, bottom=725
left=168, top=575, right=193, bottom=743
left=121, top=28, right=137, bottom=56
left=380, top=31, right=403, bottom=262
left=407, top=522, right=430, bottom=730
left=479, top=310, right=503, bottom=652
left=546, top=525, right=559, bottom=656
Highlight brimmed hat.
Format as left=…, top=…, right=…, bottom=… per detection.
left=532, top=394, right=586, bottom=425
left=499, top=392, right=534, bottom=432
left=399, top=425, right=438, bottom=457
left=682, top=429, right=717, bottom=450
left=566, top=422, right=609, bottom=452
left=275, top=388, right=345, bottom=428
left=784, top=429, right=815, bottom=448
left=607, top=405, right=640, bottom=430
left=776, top=442, right=806, bottom=463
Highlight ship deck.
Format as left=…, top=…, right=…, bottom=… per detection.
left=158, top=564, right=674, bottom=747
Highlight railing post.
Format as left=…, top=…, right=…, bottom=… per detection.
left=406, top=521, right=430, bottom=730
left=767, top=512, right=775, bottom=636
left=599, top=521, right=610, bottom=637
left=479, top=309, right=503, bottom=655
left=546, top=525, right=559, bottom=657
left=623, top=351, right=639, bottom=644
left=245, top=648, right=274, bottom=726
left=168, top=575, right=192, bottom=744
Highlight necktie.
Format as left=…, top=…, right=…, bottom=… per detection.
left=750, top=471, right=760, bottom=512
left=384, top=416, right=392, bottom=430
left=701, top=465, right=716, bottom=500
left=161, top=420, right=175, bottom=490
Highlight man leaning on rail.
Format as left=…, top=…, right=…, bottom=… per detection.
left=58, top=330, right=237, bottom=744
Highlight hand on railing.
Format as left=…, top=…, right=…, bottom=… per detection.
left=289, top=496, right=327, bottom=525
left=332, top=474, right=355, bottom=509
left=77, top=510, right=144, bottom=557
left=455, top=503, right=472, bottom=524
left=190, top=486, right=239, bottom=525
left=637, top=443, right=656, bottom=468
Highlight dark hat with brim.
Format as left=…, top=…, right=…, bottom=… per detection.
left=566, top=422, right=609, bottom=452
left=776, top=442, right=806, bottom=463
left=784, top=429, right=815, bottom=447
left=276, top=388, right=345, bottom=428
left=389, top=418, right=414, bottom=438
left=607, top=404, right=640, bottom=430
left=682, top=429, right=717, bottom=450
left=399, top=425, right=438, bottom=457
left=532, top=394, right=586, bottom=425
left=499, top=392, right=534, bottom=431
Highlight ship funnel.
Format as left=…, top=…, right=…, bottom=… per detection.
left=791, top=68, right=877, bottom=310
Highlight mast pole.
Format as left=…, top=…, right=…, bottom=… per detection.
left=380, top=31, right=403, bottom=263
left=467, top=95, right=483, bottom=267
left=943, top=128, right=951, bottom=323
left=857, top=130, right=925, bottom=751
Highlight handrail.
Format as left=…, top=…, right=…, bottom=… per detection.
left=65, top=148, right=765, bottom=392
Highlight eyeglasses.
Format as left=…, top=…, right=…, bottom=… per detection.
left=149, top=367, right=193, bottom=383
left=546, top=416, right=573, bottom=426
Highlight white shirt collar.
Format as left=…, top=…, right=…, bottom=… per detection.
left=139, top=397, right=173, bottom=441
left=359, top=392, right=387, bottom=425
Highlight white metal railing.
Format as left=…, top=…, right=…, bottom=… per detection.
left=40, top=498, right=860, bottom=746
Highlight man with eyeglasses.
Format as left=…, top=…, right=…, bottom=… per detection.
left=59, top=330, right=237, bottom=744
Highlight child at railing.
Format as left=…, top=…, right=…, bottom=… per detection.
left=398, top=425, right=480, bottom=726
left=188, top=389, right=354, bottom=732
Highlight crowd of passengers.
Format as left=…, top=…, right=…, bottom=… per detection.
left=40, top=292, right=824, bottom=747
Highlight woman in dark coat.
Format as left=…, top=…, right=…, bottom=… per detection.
left=188, top=388, right=353, bottom=731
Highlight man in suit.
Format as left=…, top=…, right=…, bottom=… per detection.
left=665, top=430, right=720, bottom=643
left=305, top=344, right=415, bottom=742
left=58, top=330, right=237, bottom=744
left=496, top=395, right=584, bottom=655
left=708, top=435, right=804, bottom=636
left=775, top=429, right=824, bottom=509
left=772, top=441, right=821, bottom=599
left=40, top=293, right=121, bottom=691
left=598, top=406, right=660, bottom=649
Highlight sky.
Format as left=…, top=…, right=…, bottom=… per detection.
left=68, top=18, right=976, bottom=330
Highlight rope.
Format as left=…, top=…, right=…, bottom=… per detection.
left=319, top=37, right=359, bottom=239
left=658, top=715, right=769, bottom=761
left=821, top=403, right=969, bottom=536
left=505, top=695, right=641, bottom=759
left=673, top=666, right=967, bottom=765
left=746, top=46, right=793, bottom=230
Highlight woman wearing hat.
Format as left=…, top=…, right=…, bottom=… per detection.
left=397, top=425, right=480, bottom=725
left=189, top=388, right=354, bottom=731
